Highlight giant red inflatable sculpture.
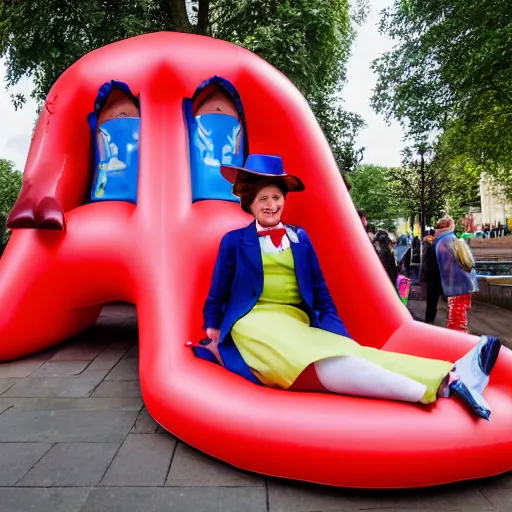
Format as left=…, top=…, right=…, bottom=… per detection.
left=1, top=32, right=512, bottom=488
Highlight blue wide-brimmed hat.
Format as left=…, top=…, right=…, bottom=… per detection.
left=220, top=154, right=305, bottom=192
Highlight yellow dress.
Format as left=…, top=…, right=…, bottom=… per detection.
left=231, top=249, right=453, bottom=403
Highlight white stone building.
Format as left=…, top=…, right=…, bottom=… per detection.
left=479, top=174, right=512, bottom=230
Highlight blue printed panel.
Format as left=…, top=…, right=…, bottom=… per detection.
left=188, top=112, right=244, bottom=203
left=90, top=117, right=140, bottom=204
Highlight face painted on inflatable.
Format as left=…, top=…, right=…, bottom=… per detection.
left=1, top=33, right=512, bottom=489
left=89, top=83, right=141, bottom=204
left=185, top=78, right=247, bottom=203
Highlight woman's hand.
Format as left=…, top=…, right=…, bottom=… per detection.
left=204, top=327, right=223, bottom=365
left=206, top=327, right=220, bottom=342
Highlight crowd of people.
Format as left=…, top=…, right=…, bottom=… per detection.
left=476, top=224, right=510, bottom=238
left=358, top=211, right=479, bottom=333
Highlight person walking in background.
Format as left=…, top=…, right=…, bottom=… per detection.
left=357, top=210, right=368, bottom=230
left=421, top=229, right=443, bottom=324
left=367, top=225, right=376, bottom=243
left=409, top=236, right=421, bottom=284
left=434, top=216, right=478, bottom=333
left=357, top=210, right=378, bottom=242
left=373, top=231, right=399, bottom=287
left=0, top=222, right=7, bottom=258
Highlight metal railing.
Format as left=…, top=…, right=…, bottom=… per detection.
left=475, top=260, right=512, bottom=277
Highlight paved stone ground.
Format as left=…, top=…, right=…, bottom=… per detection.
left=1, top=303, right=511, bottom=512
left=408, top=297, right=512, bottom=349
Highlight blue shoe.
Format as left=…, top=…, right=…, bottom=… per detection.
left=450, top=379, right=491, bottom=421
left=479, top=336, right=501, bottom=376
left=454, top=336, right=501, bottom=395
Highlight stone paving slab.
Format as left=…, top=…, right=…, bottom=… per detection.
left=0, top=488, right=90, bottom=512
left=105, top=357, right=139, bottom=381
left=49, top=338, right=108, bottom=362
left=477, top=473, right=512, bottom=511
left=2, top=372, right=107, bottom=398
left=90, top=324, right=137, bottom=344
left=81, top=487, right=267, bottom=512
left=86, top=342, right=136, bottom=371
left=267, top=479, right=494, bottom=512
left=31, top=361, right=91, bottom=378
left=18, top=442, right=120, bottom=487
left=121, top=317, right=138, bottom=329
left=0, top=379, right=14, bottom=395
left=99, top=303, right=137, bottom=320
left=166, top=442, right=265, bottom=488
left=0, top=400, right=12, bottom=414
left=478, top=472, right=512, bottom=490
left=131, top=407, right=167, bottom=434
left=91, top=380, right=142, bottom=398
left=0, top=409, right=139, bottom=443
left=0, top=397, right=143, bottom=411
left=29, top=347, right=60, bottom=361
left=101, top=433, right=176, bottom=486
left=0, top=442, right=52, bottom=485
left=0, top=359, right=45, bottom=378
left=478, top=487, right=512, bottom=511
left=123, top=345, right=139, bottom=358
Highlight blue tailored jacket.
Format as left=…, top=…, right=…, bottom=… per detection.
left=195, top=221, right=351, bottom=385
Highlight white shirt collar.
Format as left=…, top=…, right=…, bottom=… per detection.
left=255, top=220, right=284, bottom=231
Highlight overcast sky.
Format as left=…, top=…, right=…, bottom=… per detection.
left=343, top=0, right=406, bottom=166
left=0, top=0, right=405, bottom=172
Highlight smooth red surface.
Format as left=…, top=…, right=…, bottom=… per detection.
left=1, top=32, right=512, bottom=488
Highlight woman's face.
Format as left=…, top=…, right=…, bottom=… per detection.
left=194, top=89, right=239, bottom=118
left=98, top=89, right=140, bottom=124
left=250, top=184, right=285, bottom=228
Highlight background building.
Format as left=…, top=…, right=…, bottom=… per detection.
left=479, top=173, right=512, bottom=230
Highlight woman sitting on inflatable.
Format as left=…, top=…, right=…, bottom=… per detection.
left=193, top=154, right=501, bottom=421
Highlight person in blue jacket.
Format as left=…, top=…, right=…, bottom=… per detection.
left=191, top=154, right=501, bottom=420
left=434, top=215, right=478, bottom=332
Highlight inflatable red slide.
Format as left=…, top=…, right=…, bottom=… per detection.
left=1, top=32, right=512, bottom=488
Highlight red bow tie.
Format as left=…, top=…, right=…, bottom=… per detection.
left=257, top=228, right=287, bottom=248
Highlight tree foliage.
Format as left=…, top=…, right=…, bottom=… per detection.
left=350, top=145, right=481, bottom=232
left=0, top=159, right=22, bottom=242
left=348, top=164, right=404, bottom=226
left=371, top=0, right=512, bottom=193
left=434, top=118, right=512, bottom=201
left=0, top=0, right=367, bottom=171
left=433, top=129, right=483, bottom=210
left=212, top=0, right=366, bottom=172
left=390, top=146, right=450, bottom=233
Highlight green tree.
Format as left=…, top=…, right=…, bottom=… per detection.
left=433, top=117, right=512, bottom=201
left=432, top=129, right=482, bottom=216
left=0, top=159, right=23, bottom=242
left=371, top=0, right=512, bottom=193
left=0, top=213, right=6, bottom=246
left=387, top=142, right=481, bottom=233
left=350, top=146, right=480, bottom=234
left=390, top=145, right=452, bottom=234
left=349, top=164, right=404, bottom=227
left=0, top=0, right=367, bottom=172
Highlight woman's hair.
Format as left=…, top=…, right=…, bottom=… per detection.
left=435, top=215, right=454, bottom=230
left=232, top=172, right=289, bottom=214
left=193, top=83, right=232, bottom=115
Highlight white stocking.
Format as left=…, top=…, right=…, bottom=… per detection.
left=314, top=356, right=428, bottom=403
